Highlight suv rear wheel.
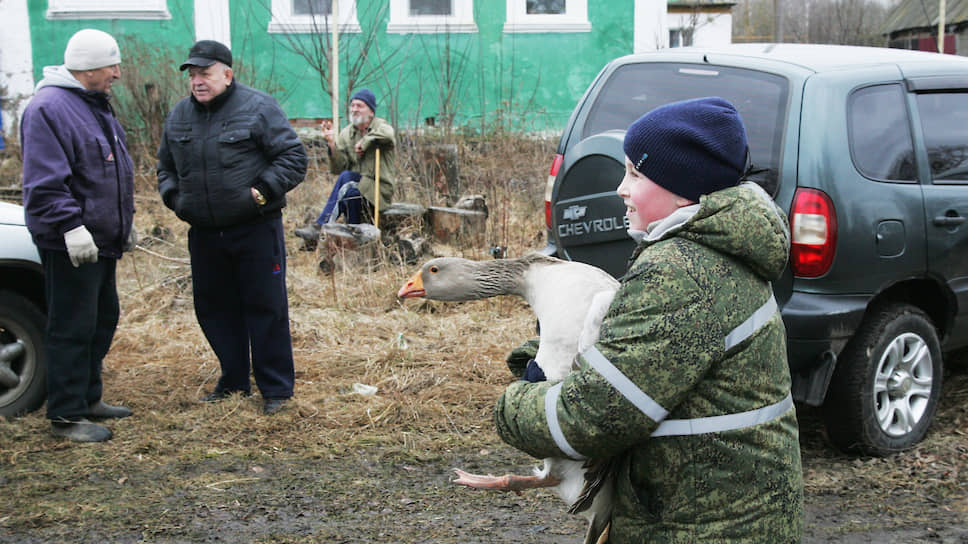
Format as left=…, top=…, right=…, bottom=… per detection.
left=0, top=290, right=47, bottom=417
left=823, top=303, right=942, bottom=456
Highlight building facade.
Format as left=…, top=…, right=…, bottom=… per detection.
left=883, top=0, right=968, bottom=56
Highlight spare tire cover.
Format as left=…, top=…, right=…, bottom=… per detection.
left=552, top=131, right=634, bottom=278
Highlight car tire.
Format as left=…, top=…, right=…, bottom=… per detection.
left=822, top=303, right=942, bottom=456
left=0, top=290, right=47, bottom=417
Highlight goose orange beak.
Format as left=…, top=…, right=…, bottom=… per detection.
left=398, top=270, right=426, bottom=298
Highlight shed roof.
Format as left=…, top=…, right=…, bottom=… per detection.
left=883, top=0, right=968, bottom=34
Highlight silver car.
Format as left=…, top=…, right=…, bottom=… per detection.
left=0, top=200, right=47, bottom=417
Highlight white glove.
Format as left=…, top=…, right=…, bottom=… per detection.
left=64, top=225, right=99, bottom=267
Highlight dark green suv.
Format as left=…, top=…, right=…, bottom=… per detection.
left=542, top=43, right=968, bottom=455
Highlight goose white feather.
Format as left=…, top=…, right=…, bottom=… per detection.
left=398, top=253, right=619, bottom=539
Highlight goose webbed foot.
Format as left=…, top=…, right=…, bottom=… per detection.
left=452, top=468, right=561, bottom=495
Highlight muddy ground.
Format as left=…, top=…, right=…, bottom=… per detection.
left=2, top=377, right=966, bottom=544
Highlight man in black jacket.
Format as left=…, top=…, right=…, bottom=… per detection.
left=157, top=40, right=307, bottom=415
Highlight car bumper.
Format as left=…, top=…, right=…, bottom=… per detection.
left=781, top=290, right=870, bottom=373
left=539, top=234, right=557, bottom=257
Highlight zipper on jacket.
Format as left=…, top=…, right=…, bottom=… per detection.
left=200, top=110, right=216, bottom=225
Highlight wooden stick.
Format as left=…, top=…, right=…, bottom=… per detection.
left=331, top=0, right=339, bottom=132
left=374, top=147, right=381, bottom=229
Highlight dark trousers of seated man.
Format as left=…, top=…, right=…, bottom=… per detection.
left=315, top=171, right=375, bottom=225
left=41, top=250, right=119, bottom=421
left=188, top=215, right=294, bottom=400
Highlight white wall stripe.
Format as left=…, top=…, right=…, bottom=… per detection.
left=194, top=0, right=231, bottom=46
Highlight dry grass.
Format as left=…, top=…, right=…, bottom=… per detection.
left=0, top=134, right=554, bottom=494
left=107, top=133, right=553, bottom=454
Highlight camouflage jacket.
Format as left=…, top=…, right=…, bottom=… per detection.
left=495, top=183, right=804, bottom=543
left=328, top=116, right=396, bottom=208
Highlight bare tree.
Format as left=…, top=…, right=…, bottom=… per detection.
left=418, top=28, right=474, bottom=133
left=263, top=1, right=405, bottom=113
left=734, top=0, right=895, bottom=46
left=733, top=0, right=777, bottom=42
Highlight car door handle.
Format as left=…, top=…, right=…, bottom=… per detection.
left=933, top=215, right=967, bottom=227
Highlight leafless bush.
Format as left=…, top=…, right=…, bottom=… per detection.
left=110, top=39, right=185, bottom=180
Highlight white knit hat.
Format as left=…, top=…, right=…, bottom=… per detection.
left=64, top=29, right=121, bottom=70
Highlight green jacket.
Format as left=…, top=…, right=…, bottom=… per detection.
left=495, top=183, right=804, bottom=543
left=328, top=116, right=396, bottom=208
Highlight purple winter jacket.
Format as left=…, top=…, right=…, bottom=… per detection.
left=21, top=66, right=135, bottom=258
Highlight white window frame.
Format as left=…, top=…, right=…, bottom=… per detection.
left=503, top=0, right=590, bottom=33
left=46, top=0, right=170, bottom=20
left=268, top=0, right=361, bottom=34
left=669, top=27, right=693, bottom=48
left=387, top=0, right=478, bottom=34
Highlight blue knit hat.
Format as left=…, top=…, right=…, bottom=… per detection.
left=350, top=88, right=377, bottom=114
left=623, top=97, right=748, bottom=202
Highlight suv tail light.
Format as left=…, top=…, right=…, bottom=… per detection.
left=545, top=153, right=563, bottom=229
left=790, top=188, right=837, bottom=278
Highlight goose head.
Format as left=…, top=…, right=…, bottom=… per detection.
left=398, top=257, right=534, bottom=301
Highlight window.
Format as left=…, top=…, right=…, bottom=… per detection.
left=387, top=0, right=477, bottom=33
left=268, top=0, right=360, bottom=33
left=848, top=84, right=917, bottom=182
left=294, top=0, right=331, bottom=15
left=410, top=0, right=449, bottom=15
left=527, top=0, right=564, bottom=13
left=46, top=0, right=170, bottom=20
left=669, top=28, right=693, bottom=48
left=504, top=0, right=589, bottom=33
left=917, top=92, right=968, bottom=183
left=583, top=62, right=788, bottom=193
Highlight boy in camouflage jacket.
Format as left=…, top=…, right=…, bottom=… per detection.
left=495, top=97, right=804, bottom=543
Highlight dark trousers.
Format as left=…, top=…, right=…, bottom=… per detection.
left=316, top=171, right=373, bottom=225
left=40, top=250, right=119, bottom=420
left=188, top=216, right=294, bottom=399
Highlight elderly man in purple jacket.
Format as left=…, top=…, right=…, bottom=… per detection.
left=21, top=28, right=136, bottom=443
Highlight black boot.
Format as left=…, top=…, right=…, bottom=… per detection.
left=201, top=389, right=251, bottom=403
left=263, top=397, right=289, bottom=415
left=50, top=418, right=113, bottom=442
left=88, top=400, right=133, bottom=419
left=294, top=222, right=321, bottom=250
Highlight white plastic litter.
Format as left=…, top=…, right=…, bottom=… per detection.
left=352, top=382, right=378, bottom=396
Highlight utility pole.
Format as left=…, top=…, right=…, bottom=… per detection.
left=938, top=0, right=946, bottom=53
left=332, top=0, right=340, bottom=131
left=774, top=0, right=784, bottom=43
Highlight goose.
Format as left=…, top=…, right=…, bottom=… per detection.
left=397, top=252, right=619, bottom=542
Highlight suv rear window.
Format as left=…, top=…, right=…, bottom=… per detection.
left=848, top=84, right=916, bottom=182
left=917, top=91, right=968, bottom=183
left=582, top=62, right=789, bottom=191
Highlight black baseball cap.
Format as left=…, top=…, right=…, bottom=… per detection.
left=179, top=40, right=233, bottom=71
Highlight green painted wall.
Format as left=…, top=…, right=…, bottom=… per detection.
left=28, top=0, right=194, bottom=81
left=230, top=0, right=632, bottom=131
left=27, top=0, right=633, bottom=132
